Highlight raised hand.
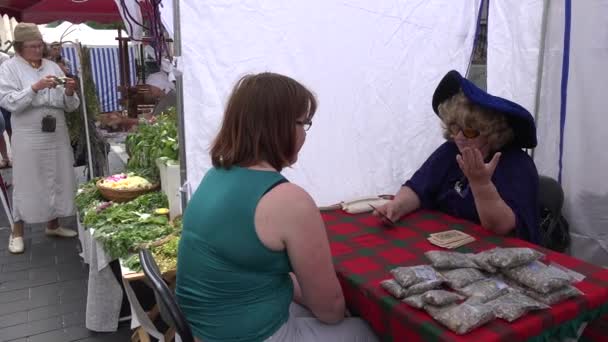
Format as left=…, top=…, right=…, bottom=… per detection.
left=31, top=75, right=58, bottom=92
left=456, top=147, right=501, bottom=186
left=63, top=77, right=77, bottom=96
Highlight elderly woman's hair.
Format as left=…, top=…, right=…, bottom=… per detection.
left=210, top=72, right=317, bottom=171
left=438, top=92, right=514, bottom=152
left=13, top=42, right=24, bottom=54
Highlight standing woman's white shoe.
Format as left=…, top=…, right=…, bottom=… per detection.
left=8, top=234, right=24, bottom=254
left=45, top=226, right=77, bottom=238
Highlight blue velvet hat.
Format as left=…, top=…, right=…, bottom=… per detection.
left=432, top=70, right=537, bottom=148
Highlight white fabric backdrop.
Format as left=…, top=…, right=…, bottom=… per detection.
left=159, top=0, right=174, bottom=39
left=179, top=0, right=481, bottom=206
left=487, top=0, right=543, bottom=114
left=489, top=0, right=608, bottom=266
left=559, top=0, right=608, bottom=266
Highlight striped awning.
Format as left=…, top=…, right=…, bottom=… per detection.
left=62, top=45, right=137, bottom=113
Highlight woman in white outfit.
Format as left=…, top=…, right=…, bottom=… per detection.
left=0, top=23, right=80, bottom=254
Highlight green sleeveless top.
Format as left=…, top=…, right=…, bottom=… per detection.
left=176, top=166, right=293, bottom=342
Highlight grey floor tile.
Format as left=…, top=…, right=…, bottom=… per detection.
left=0, top=288, right=28, bottom=304
left=62, top=310, right=86, bottom=328
left=28, top=325, right=97, bottom=342
left=0, top=176, right=131, bottom=342
left=25, top=325, right=98, bottom=342
left=1, top=258, right=56, bottom=273
left=0, top=311, right=27, bottom=329
left=0, top=293, right=60, bottom=316
left=0, top=253, right=31, bottom=265
left=0, top=269, right=28, bottom=282
left=27, top=299, right=85, bottom=322
left=72, top=325, right=133, bottom=342
left=0, top=316, right=62, bottom=341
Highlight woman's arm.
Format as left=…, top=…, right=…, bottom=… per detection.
left=0, top=64, right=37, bottom=113
left=375, top=186, right=421, bottom=224
left=62, top=77, right=80, bottom=112
left=458, top=148, right=516, bottom=234
left=469, top=180, right=516, bottom=234
left=289, top=272, right=304, bottom=304
left=257, top=182, right=345, bottom=324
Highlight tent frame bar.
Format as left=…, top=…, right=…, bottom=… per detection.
left=531, top=0, right=550, bottom=159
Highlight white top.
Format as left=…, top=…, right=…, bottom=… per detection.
left=146, top=71, right=175, bottom=94
left=0, top=55, right=80, bottom=223
left=0, top=52, right=10, bottom=65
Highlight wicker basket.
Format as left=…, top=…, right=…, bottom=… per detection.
left=96, top=179, right=160, bottom=203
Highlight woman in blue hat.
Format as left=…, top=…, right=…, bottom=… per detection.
left=375, top=70, right=541, bottom=244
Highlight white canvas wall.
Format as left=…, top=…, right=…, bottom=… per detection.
left=179, top=0, right=481, bottom=206
left=488, top=0, right=608, bottom=266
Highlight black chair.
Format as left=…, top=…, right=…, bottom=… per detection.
left=139, top=248, right=195, bottom=342
left=538, top=175, right=571, bottom=252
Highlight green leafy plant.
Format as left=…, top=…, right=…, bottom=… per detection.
left=126, top=110, right=178, bottom=181
left=81, top=191, right=174, bottom=259
left=75, top=178, right=103, bottom=218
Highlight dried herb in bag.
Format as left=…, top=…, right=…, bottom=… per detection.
left=489, top=247, right=544, bottom=268
left=381, top=279, right=406, bottom=298
left=471, top=248, right=499, bottom=273
left=486, top=291, right=549, bottom=322
left=402, top=293, right=426, bottom=309
left=425, top=251, right=478, bottom=269
left=422, top=290, right=465, bottom=306
left=403, top=279, right=444, bottom=297
left=502, top=261, right=571, bottom=294
left=425, top=299, right=495, bottom=335
left=441, top=268, right=486, bottom=289
left=390, top=265, right=444, bottom=288
left=456, top=278, right=510, bottom=302
left=524, top=285, right=583, bottom=305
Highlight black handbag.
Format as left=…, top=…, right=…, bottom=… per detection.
left=41, top=115, right=56, bottom=132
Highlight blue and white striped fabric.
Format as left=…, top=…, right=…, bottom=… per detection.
left=60, top=46, right=80, bottom=76
left=61, top=45, right=137, bottom=112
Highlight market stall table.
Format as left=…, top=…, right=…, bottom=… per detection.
left=322, top=209, right=608, bottom=342
left=78, top=222, right=126, bottom=332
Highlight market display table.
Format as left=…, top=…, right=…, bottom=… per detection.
left=78, top=221, right=125, bottom=332
left=322, top=209, right=608, bottom=342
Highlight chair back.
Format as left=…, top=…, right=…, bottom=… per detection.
left=139, top=248, right=195, bottom=342
left=538, top=175, right=571, bottom=252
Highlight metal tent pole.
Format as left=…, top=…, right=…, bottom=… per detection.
left=531, top=0, right=550, bottom=159
left=173, top=0, right=188, bottom=210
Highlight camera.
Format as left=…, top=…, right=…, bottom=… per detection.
left=53, top=76, right=68, bottom=85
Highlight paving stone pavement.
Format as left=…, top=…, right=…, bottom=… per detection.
left=0, top=169, right=133, bottom=342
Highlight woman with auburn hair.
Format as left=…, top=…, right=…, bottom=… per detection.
left=375, top=70, right=541, bottom=244
left=176, top=72, right=377, bottom=342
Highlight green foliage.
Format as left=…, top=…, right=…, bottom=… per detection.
left=126, top=110, right=179, bottom=180
left=82, top=191, right=174, bottom=260
left=80, top=46, right=101, bottom=119
left=75, top=178, right=103, bottom=218
left=123, top=233, right=181, bottom=274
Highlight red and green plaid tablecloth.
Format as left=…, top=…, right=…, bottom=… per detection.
left=323, top=209, right=608, bottom=342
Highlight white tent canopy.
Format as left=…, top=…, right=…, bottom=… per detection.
left=164, top=0, right=608, bottom=266
left=39, top=21, right=128, bottom=46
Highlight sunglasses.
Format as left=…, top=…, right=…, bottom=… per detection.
left=296, top=119, right=312, bottom=131
left=448, top=124, right=481, bottom=139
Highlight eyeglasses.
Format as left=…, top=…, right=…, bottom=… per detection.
left=23, top=44, right=44, bottom=50
left=296, top=119, right=312, bottom=131
left=448, top=124, right=481, bottom=139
